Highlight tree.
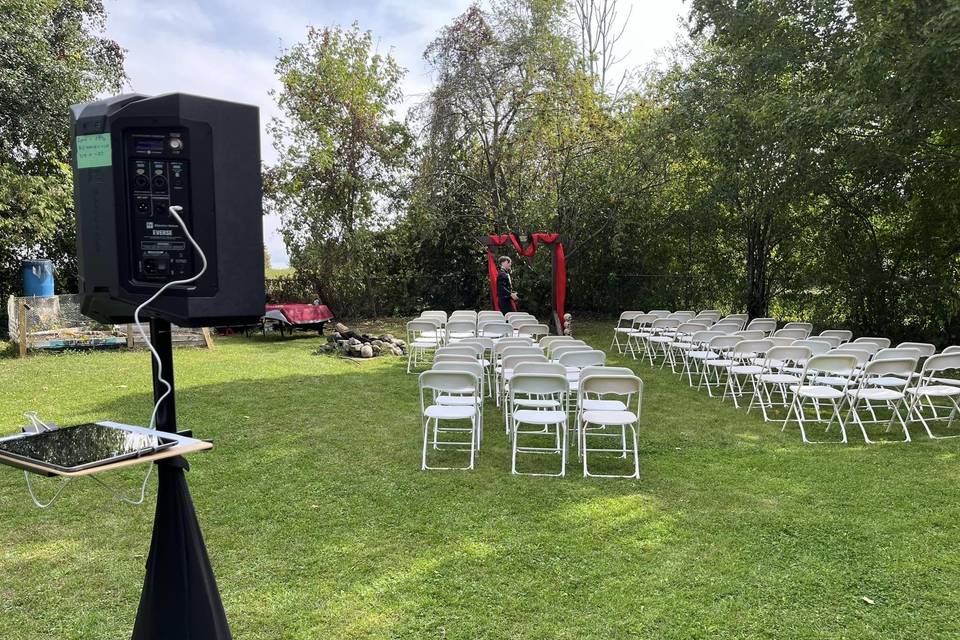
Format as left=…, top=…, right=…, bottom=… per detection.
left=264, top=24, right=411, bottom=314
left=0, top=0, right=125, bottom=309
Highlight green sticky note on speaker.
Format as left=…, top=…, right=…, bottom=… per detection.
left=76, top=133, right=112, bottom=169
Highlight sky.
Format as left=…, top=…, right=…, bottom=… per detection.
left=103, top=0, right=688, bottom=267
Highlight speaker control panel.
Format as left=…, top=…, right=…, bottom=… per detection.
left=125, top=129, right=194, bottom=283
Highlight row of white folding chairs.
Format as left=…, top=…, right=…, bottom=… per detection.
left=682, top=335, right=959, bottom=443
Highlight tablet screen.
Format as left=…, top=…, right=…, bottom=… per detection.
left=0, top=423, right=174, bottom=470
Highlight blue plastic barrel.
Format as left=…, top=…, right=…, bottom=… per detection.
left=22, top=259, right=54, bottom=297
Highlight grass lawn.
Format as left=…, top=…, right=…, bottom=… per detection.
left=0, top=318, right=958, bottom=639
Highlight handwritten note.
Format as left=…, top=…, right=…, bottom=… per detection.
left=76, top=133, right=112, bottom=169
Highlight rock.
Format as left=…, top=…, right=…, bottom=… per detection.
left=391, top=346, right=404, bottom=356
left=394, top=339, right=406, bottom=347
left=383, top=333, right=395, bottom=342
left=348, top=337, right=361, bottom=346
left=331, top=331, right=342, bottom=341
left=335, top=322, right=350, bottom=334
left=371, top=339, right=383, bottom=348
left=371, top=345, right=382, bottom=355
left=360, top=345, right=373, bottom=358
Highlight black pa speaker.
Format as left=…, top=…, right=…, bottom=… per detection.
left=71, top=93, right=265, bottom=327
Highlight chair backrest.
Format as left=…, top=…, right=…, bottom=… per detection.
left=509, top=373, right=568, bottom=398
left=480, top=322, right=513, bottom=338
left=540, top=336, right=574, bottom=351
left=854, top=336, right=891, bottom=349
left=696, top=310, right=721, bottom=322
left=652, top=318, right=681, bottom=330
left=579, top=365, right=634, bottom=379
left=874, top=347, right=922, bottom=362
left=434, top=354, right=478, bottom=364
left=843, top=341, right=880, bottom=356
left=708, top=335, right=742, bottom=352
left=690, top=330, right=726, bottom=345
left=791, top=339, right=832, bottom=356
left=557, top=349, right=606, bottom=369
left=723, top=313, right=749, bottom=325
left=829, top=347, right=871, bottom=367
left=502, top=354, right=549, bottom=372
left=629, top=313, right=659, bottom=328
left=513, top=361, right=566, bottom=377
left=436, top=346, right=478, bottom=358
left=783, top=322, right=813, bottom=336
left=733, top=330, right=765, bottom=340
left=616, top=311, right=645, bottom=325
left=648, top=310, right=671, bottom=318
left=500, top=346, right=544, bottom=360
left=419, top=370, right=477, bottom=394
left=677, top=322, right=709, bottom=336
left=920, top=352, right=960, bottom=375
left=774, top=328, right=808, bottom=340
left=550, top=343, right=590, bottom=360
left=859, top=357, right=916, bottom=382
left=517, top=323, right=550, bottom=338
left=746, top=318, right=777, bottom=335
left=710, top=322, right=741, bottom=334
left=803, top=353, right=859, bottom=377
left=421, top=310, right=447, bottom=321
left=493, top=338, right=534, bottom=356
left=460, top=336, right=494, bottom=351
left=671, top=311, right=696, bottom=320
left=478, top=310, right=503, bottom=319
left=768, top=337, right=798, bottom=347
left=508, top=315, right=538, bottom=328
left=432, top=360, right=484, bottom=380
left=820, top=329, right=852, bottom=343
left=896, top=342, right=935, bottom=357
left=733, top=339, right=774, bottom=358
left=810, top=335, right=842, bottom=348
left=764, top=345, right=812, bottom=366
left=504, top=312, right=523, bottom=320
left=942, top=345, right=960, bottom=355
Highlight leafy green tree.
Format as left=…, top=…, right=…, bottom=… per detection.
left=0, top=0, right=125, bottom=310
left=264, top=24, right=411, bottom=314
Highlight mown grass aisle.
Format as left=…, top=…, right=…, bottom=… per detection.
left=1, top=319, right=958, bottom=639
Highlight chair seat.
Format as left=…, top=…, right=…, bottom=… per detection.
left=704, top=359, right=732, bottom=368
left=514, top=398, right=562, bottom=409
left=870, top=376, right=907, bottom=388
left=449, top=332, right=475, bottom=339
left=581, top=399, right=627, bottom=411
left=758, top=373, right=801, bottom=384
left=813, top=375, right=854, bottom=386
left=582, top=410, right=638, bottom=425
left=513, top=409, right=567, bottom=424
left=906, top=385, right=960, bottom=398
left=789, top=385, right=844, bottom=399
left=689, top=350, right=716, bottom=360
left=424, top=405, right=477, bottom=419
left=437, top=394, right=482, bottom=406
left=648, top=336, right=673, bottom=344
left=730, top=365, right=763, bottom=375
left=847, top=388, right=903, bottom=401
left=628, top=331, right=654, bottom=338
left=614, top=327, right=634, bottom=333
left=412, top=338, right=439, bottom=347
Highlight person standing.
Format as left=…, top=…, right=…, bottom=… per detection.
left=496, top=256, right=518, bottom=311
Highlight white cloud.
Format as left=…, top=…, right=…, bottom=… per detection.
left=103, top=0, right=686, bottom=268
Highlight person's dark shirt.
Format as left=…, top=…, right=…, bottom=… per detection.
left=497, top=267, right=513, bottom=311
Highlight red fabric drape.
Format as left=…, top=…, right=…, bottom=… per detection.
left=486, top=233, right=566, bottom=329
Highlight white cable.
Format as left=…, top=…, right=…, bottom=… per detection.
left=24, top=206, right=207, bottom=510
left=134, top=205, right=208, bottom=431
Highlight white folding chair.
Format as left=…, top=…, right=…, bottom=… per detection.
left=549, top=342, right=589, bottom=361
left=459, top=337, right=495, bottom=396
left=579, top=374, right=643, bottom=479
left=431, top=360, right=486, bottom=448
left=904, top=353, right=960, bottom=439
left=499, top=352, right=549, bottom=412
left=611, top=311, right=645, bottom=353
left=942, top=346, right=960, bottom=355
left=509, top=373, right=569, bottom=477
left=419, top=370, right=480, bottom=470
left=574, top=366, right=633, bottom=453
left=407, top=319, right=441, bottom=373
left=782, top=354, right=859, bottom=443
left=642, top=318, right=682, bottom=366
left=721, top=339, right=773, bottom=408
left=665, top=321, right=711, bottom=372
left=695, top=310, right=722, bottom=323
left=845, top=358, right=916, bottom=443
left=502, top=361, right=565, bottom=435
left=810, top=335, right=842, bottom=349
left=480, top=321, right=513, bottom=339
left=624, top=313, right=658, bottom=359
left=679, top=330, right=726, bottom=386
left=698, top=335, right=741, bottom=396
left=541, top=335, right=575, bottom=353
left=749, top=345, right=811, bottom=422
left=774, top=328, right=808, bottom=340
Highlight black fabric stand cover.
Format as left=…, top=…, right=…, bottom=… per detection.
left=132, top=319, right=231, bottom=640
